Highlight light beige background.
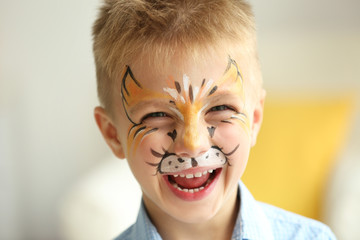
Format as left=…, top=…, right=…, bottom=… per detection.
left=1, top=0, right=359, bottom=239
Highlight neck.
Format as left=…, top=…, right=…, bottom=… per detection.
left=143, top=189, right=239, bottom=240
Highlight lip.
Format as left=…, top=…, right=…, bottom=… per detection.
left=163, top=168, right=222, bottom=201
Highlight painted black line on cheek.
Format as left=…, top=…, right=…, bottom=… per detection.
left=133, top=126, right=146, bottom=139
left=167, top=129, right=177, bottom=141
left=230, top=116, right=246, bottom=124
left=236, top=112, right=248, bottom=118
left=143, top=128, right=159, bottom=138
left=151, top=149, right=163, bottom=158
left=221, top=120, right=233, bottom=124
left=223, top=144, right=240, bottom=156
left=207, top=126, right=216, bottom=138
left=146, top=161, right=162, bottom=175
left=201, top=78, right=206, bottom=87
left=208, top=86, right=218, bottom=96
left=127, top=124, right=138, bottom=137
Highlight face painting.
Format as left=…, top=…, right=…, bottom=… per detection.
left=119, top=56, right=251, bottom=202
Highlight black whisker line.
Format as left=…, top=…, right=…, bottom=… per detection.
left=221, top=120, right=233, bottom=124
left=146, top=162, right=159, bottom=167
left=230, top=115, right=247, bottom=124
left=151, top=149, right=163, bottom=158
left=146, top=162, right=161, bottom=175
left=143, top=128, right=159, bottom=138
left=224, top=144, right=240, bottom=156
left=227, top=158, right=232, bottom=167
left=211, top=145, right=223, bottom=151
left=237, top=112, right=247, bottom=118
left=127, top=123, right=140, bottom=137
left=133, top=126, right=146, bottom=139
left=212, top=145, right=233, bottom=166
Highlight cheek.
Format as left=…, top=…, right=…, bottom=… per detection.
left=127, top=128, right=173, bottom=183
left=215, top=123, right=251, bottom=178
left=214, top=122, right=249, bottom=146
left=134, top=128, right=172, bottom=163
left=214, top=122, right=251, bottom=162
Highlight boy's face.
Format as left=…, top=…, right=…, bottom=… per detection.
left=95, top=51, right=264, bottom=223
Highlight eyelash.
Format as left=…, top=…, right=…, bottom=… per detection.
left=141, top=112, right=169, bottom=122
left=208, top=105, right=235, bottom=112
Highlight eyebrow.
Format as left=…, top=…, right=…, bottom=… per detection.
left=128, top=100, right=172, bottom=115
left=207, top=91, right=242, bottom=102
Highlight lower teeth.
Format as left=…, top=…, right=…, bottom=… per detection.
left=173, top=178, right=211, bottom=193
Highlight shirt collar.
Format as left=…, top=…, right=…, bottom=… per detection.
left=239, top=181, right=274, bottom=240
left=134, top=202, right=162, bottom=240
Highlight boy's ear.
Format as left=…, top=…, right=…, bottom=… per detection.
left=250, top=89, right=266, bottom=147
left=94, top=106, right=125, bottom=159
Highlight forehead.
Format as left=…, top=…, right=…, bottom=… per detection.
left=129, top=51, right=231, bottom=91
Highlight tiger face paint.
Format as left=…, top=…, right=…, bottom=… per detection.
left=120, top=57, right=250, bottom=159
left=112, top=52, right=262, bottom=224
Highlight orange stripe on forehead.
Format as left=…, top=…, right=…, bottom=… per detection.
left=121, top=66, right=172, bottom=118
left=206, top=59, right=244, bottom=97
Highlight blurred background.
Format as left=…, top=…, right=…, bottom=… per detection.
left=0, top=0, right=359, bottom=239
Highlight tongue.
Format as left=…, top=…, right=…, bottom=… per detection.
left=170, top=173, right=210, bottom=189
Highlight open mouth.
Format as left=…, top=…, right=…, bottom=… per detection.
left=164, top=168, right=222, bottom=201
left=168, top=168, right=220, bottom=192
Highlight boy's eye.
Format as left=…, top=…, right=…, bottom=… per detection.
left=141, top=112, right=168, bottom=122
left=208, top=105, right=233, bottom=112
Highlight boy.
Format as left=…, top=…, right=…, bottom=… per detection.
left=92, top=0, right=336, bottom=239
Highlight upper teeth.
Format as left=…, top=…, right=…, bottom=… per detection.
left=173, top=169, right=215, bottom=178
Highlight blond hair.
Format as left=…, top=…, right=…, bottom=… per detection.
left=92, top=0, right=261, bottom=112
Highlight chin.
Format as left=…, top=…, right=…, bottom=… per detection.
left=168, top=203, right=220, bottom=224
left=163, top=185, right=226, bottom=224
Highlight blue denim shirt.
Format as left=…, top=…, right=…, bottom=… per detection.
left=115, top=181, right=336, bottom=240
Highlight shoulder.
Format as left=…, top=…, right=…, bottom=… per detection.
left=258, top=202, right=336, bottom=239
left=114, top=224, right=135, bottom=240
